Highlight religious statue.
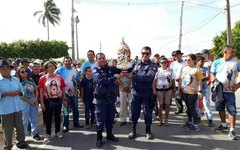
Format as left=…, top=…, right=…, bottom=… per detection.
left=116, top=37, right=133, bottom=71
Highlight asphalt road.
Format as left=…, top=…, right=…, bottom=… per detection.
left=1, top=91, right=240, bottom=150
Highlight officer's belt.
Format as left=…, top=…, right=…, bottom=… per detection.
left=156, top=87, right=172, bottom=92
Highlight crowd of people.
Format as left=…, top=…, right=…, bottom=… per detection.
left=0, top=45, right=239, bottom=149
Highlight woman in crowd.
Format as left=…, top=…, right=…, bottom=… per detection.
left=153, top=57, right=176, bottom=126
left=39, top=61, right=67, bottom=142
left=179, top=54, right=203, bottom=132
left=17, top=66, right=41, bottom=140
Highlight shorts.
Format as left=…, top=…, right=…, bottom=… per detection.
left=215, top=92, right=237, bottom=116
left=156, top=90, right=172, bottom=105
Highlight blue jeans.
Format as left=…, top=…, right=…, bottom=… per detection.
left=195, top=89, right=213, bottom=120
left=21, top=102, right=39, bottom=136
left=63, top=95, right=79, bottom=127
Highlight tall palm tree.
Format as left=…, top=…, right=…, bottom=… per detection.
left=33, top=0, right=61, bottom=41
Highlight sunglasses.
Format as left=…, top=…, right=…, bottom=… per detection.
left=142, top=52, right=150, bottom=56
left=20, top=70, right=28, bottom=74
left=160, top=62, right=167, bottom=64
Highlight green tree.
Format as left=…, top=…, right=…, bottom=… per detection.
left=33, top=0, right=61, bottom=41
left=212, top=21, right=240, bottom=59
left=0, top=40, right=69, bottom=59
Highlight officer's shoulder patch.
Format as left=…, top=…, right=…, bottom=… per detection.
left=149, top=70, right=155, bottom=76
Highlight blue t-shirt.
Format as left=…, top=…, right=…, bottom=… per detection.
left=200, top=66, right=209, bottom=91
left=80, top=78, right=94, bottom=101
left=81, top=61, right=97, bottom=75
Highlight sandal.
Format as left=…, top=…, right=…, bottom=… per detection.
left=165, top=122, right=170, bottom=126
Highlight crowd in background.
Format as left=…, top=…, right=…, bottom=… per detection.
left=0, top=45, right=239, bottom=149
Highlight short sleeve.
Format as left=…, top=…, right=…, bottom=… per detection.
left=38, top=76, right=45, bottom=89
left=196, top=68, right=203, bottom=80
left=60, top=76, right=66, bottom=89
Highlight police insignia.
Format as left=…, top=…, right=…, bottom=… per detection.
left=149, top=70, right=155, bottom=76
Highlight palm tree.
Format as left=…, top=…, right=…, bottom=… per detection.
left=33, top=0, right=61, bottom=41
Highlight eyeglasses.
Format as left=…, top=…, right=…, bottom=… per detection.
left=160, top=62, right=167, bottom=64
left=142, top=52, right=150, bottom=56
left=186, top=59, right=192, bottom=61
left=20, top=70, right=28, bottom=74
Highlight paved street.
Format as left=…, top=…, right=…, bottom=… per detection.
left=1, top=91, right=240, bottom=150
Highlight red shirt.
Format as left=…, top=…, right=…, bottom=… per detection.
left=39, top=74, right=66, bottom=99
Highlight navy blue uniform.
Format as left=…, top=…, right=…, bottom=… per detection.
left=130, top=60, right=157, bottom=126
left=92, top=65, right=121, bottom=132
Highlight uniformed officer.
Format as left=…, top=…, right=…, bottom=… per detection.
left=92, top=53, right=123, bottom=147
left=128, top=46, right=158, bottom=140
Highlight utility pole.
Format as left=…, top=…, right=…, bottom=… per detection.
left=178, top=1, right=184, bottom=51
left=100, top=42, right=102, bottom=53
left=71, top=0, right=75, bottom=62
left=75, top=16, right=80, bottom=61
left=226, top=0, right=233, bottom=45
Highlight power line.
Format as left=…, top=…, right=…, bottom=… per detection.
left=83, top=0, right=180, bottom=5
left=184, top=2, right=223, bottom=12
left=160, top=11, right=223, bottom=49
left=231, top=3, right=240, bottom=8
left=183, top=11, right=223, bottom=36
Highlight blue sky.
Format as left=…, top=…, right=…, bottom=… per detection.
left=0, top=0, right=240, bottom=59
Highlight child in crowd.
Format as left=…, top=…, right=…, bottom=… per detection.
left=80, top=66, right=95, bottom=128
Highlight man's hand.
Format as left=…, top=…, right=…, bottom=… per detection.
left=123, top=85, right=130, bottom=92
left=230, top=83, right=240, bottom=92
left=63, top=100, right=68, bottom=107
left=41, top=103, right=46, bottom=111
left=7, top=90, right=21, bottom=96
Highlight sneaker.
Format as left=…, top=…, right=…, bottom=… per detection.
left=44, top=135, right=50, bottom=142
left=62, top=126, right=69, bottom=133
left=33, top=134, right=41, bottom=141
left=119, top=122, right=127, bottom=127
left=187, top=124, right=200, bottom=132
left=229, top=131, right=239, bottom=140
left=208, top=120, right=213, bottom=127
left=17, top=143, right=30, bottom=149
left=55, top=132, right=63, bottom=138
left=215, top=125, right=228, bottom=132
left=175, top=110, right=183, bottom=114
left=181, top=122, right=192, bottom=128
left=146, top=133, right=154, bottom=140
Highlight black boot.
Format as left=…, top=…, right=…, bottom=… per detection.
left=96, top=131, right=103, bottom=147
left=146, top=125, right=154, bottom=140
left=128, top=124, right=136, bottom=139
left=106, top=129, right=118, bottom=142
